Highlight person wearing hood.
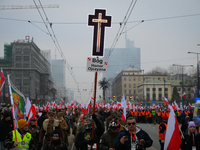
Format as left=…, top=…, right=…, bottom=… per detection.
left=158, top=115, right=168, bottom=150
left=4, top=119, right=35, bottom=150
left=37, top=110, right=48, bottom=128
left=99, top=120, right=120, bottom=150
left=56, top=112, right=69, bottom=146
left=44, top=129, right=68, bottom=150
left=0, top=112, right=13, bottom=150
left=75, top=114, right=104, bottom=150
left=28, top=118, right=40, bottom=150
left=115, top=117, right=153, bottom=150
left=180, top=121, right=200, bottom=150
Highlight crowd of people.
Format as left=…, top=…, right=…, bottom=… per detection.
left=0, top=106, right=199, bottom=150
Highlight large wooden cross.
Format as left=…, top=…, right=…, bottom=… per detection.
left=88, top=9, right=111, bottom=56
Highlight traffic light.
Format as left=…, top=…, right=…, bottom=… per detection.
left=103, top=100, right=105, bottom=105
left=140, top=102, right=142, bottom=106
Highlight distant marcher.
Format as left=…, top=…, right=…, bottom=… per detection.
left=37, top=111, right=48, bottom=128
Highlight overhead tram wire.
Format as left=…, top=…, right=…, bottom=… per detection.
left=33, top=0, right=82, bottom=101
left=105, top=0, right=138, bottom=60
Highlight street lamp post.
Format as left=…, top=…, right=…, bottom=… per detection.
left=188, top=52, right=200, bottom=99
left=172, top=64, right=193, bottom=104
left=142, top=70, right=144, bottom=103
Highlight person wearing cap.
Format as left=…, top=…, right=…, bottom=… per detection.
left=75, top=114, right=104, bottom=150
left=4, top=119, right=35, bottom=150
left=28, top=118, right=40, bottom=150
left=38, top=111, right=64, bottom=150
left=44, top=129, right=68, bottom=150
left=38, top=111, right=48, bottom=129
left=115, top=117, right=153, bottom=150
left=56, top=112, right=69, bottom=146
left=0, top=112, right=13, bottom=150
left=158, top=115, right=168, bottom=150
left=181, top=121, right=200, bottom=150
left=99, top=120, right=120, bottom=150
left=193, top=116, right=200, bottom=133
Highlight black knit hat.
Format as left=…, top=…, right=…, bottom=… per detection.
left=4, top=112, right=11, bottom=118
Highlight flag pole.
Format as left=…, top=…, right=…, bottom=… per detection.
left=92, top=71, right=97, bottom=140
left=7, top=75, right=17, bottom=141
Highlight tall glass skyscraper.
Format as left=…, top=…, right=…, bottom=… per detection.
left=103, top=36, right=141, bottom=81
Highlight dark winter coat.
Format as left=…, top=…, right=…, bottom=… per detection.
left=99, top=129, right=120, bottom=150
left=75, top=115, right=104, bottom=150
left=44, top=139, right=68, bottom=150
left=38, top=115, right=47, bottom=129
left=115, top=126, right=153, bottom=150
left=0, top=117, right=13, bottom=141
left=181, top=131, right=200, bottom=150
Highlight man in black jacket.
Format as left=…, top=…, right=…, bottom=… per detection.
left=37, top=111, right=48, bottom=128
left=115, top=117, right=153, bottom=150
left=75, top=114, right=104, bottom=150
left=99, top=120, right=120, bottom=150
left=0, top=112, right=13, bottom=150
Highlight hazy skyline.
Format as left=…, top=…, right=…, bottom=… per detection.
left=0, top=0, right=199, bottom=103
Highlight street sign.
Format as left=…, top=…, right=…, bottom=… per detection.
left=87, top=57, right=108, bottom=72
left=152, top=100, right=156, bottom=104
left=88, top=9, right=111, bottom=56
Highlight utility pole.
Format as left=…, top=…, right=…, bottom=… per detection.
left=172, top=64, right=193, bottom=104
left=188, top=52, right=200, bottom=99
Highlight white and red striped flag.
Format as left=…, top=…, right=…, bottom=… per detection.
left=189, top=103, right=192, bottom=110
left=25, top=97, right=37, bottom=124
left=61, top=99, right=64, bottom=103
left=121, top=95, right=126, bottom=121
left=164, top=97, right=169, bottom=105
left=0, top=69, right=5, bottom=95
left=182, top=92, right=186, bottom=98
left=164, top=105, right=181, bottom=150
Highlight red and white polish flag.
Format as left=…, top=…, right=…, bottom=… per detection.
left=164, top=105, right=181, bottom=150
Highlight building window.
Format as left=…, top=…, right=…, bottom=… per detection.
left=23, top=71, right=29, bottom=77
left=146, top=88, right=150, bottom=91
left=129, top=84, right=131, bottom=88
left=153, top=93, right=156, bottom=100
left=153, top=88, right=156, bottom=91
left=134, top=84, right=136, bottom=88
left=124, top=90, right=126, bottom=94
left=23, top=63, right=29, bottom=68
left=15, top=79, right=21, bottom=85
left=178, top=88, right=181, bottom=91
left=16, top=63, right=22, bottom=68
left=16, top=48, right=21, bottom=53
left=134, top=90, right=136, bottom=94
left=138, top=77, right=140, bottom=81
left=165, top=88, right=168, bottom=92
left=188, top=88, right=190, bottom=91
left=15, top=71, right=22, bottom=77
left=23, top=87, right=29, bottom=93
left=158, top=88, right=162, bottom=91
left=129, top=90, right=131, bottom=94
left=158, top=77, right=160, bottom=80
left=124, top=77, right=126, bottom=81
left=188, top=94, right=191, bottom=98
left=159, top=94, right=162, bottom=101
left=147, top=94, right=150, bottom=101
left=165, top=94, right=168, bottom=98
left=23, top=79, right=29, bottom=85
left=16, top=56, right=22, bottom=61
left=23, top=56, right=29, bottom=61
left=129, top=77, right=131, bottom=81
left=124, top=84, right=126, bottom=88
left=23, top=49, right=29, bottom=54
left=133, top=78, right=136, bottom=81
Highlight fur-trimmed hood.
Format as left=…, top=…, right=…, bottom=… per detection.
left=43, top=119, right=60, bottom=131
left=124, top=125, right=141, bottom=133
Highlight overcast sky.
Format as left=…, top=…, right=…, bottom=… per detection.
left=0, top=0, right=200, bottom=103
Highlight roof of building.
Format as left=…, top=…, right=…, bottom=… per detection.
left=123, top=66, right=141, bottom=72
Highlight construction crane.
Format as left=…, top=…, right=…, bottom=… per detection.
left=0, top=4, right=59, bottom=10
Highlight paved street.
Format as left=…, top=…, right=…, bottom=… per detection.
left=137, top=123, right=160, bottom=150
left=67, top=123, right=160, bottom=150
